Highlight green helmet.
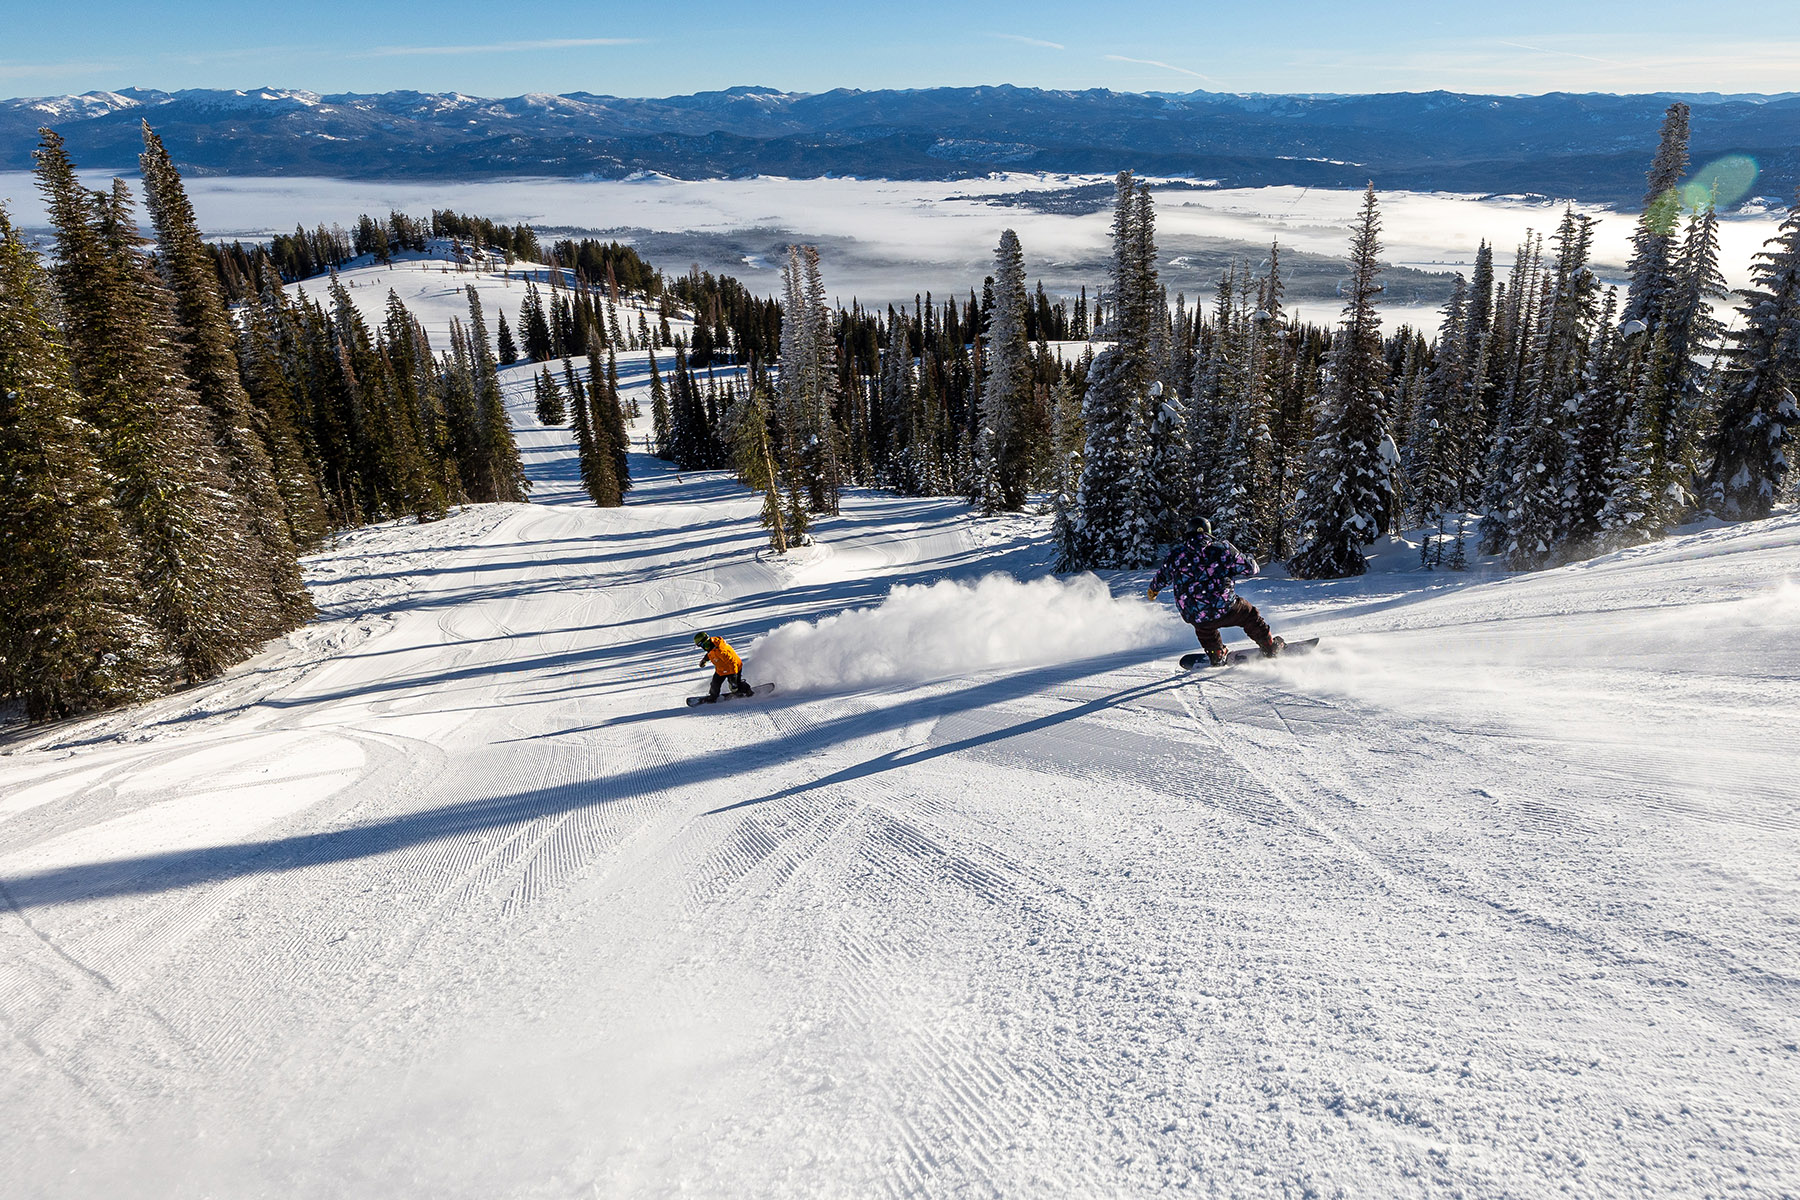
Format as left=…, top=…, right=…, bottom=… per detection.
left=693, top=632, right=711, bottom=648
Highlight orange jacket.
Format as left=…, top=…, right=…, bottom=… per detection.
left=701, top=637, right=742, bottom=676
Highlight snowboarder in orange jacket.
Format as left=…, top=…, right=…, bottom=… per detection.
left=694, top=632, right=756, bottom=703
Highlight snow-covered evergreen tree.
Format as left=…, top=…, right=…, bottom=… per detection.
left=1707, top=198, right=1800, bottom=518
left=1064, top=172, right=1162, bottom=569
left=36, top=131, right=279, bottom=680
left=139, top=123, right=313, bottom=629
left=0, top=208, right=174, bottom=718
left=496, top=311, right=518, bottom=365
left=1507, top=211, right=1602, bottom=569
left=1562, top=289, right=1628, bottom=551
left=975, top=230, right=1034, bottom=512
left=1622, top=103, right=1691, bottom=327
left=1406, top=275, right=1469, bottom=523
left=647, top=346, right=671, bottom=457
left=777, top=245, right=843, bottom=513
left=1478, top=236, right=1545, bottom=555
left=1289, top=185, right=1396, bottom=579
left=534, top=364, right=565, bottom=426
left=462, top=286, right=528, bottom=503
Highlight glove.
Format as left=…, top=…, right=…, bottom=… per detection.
left=1146, top=586, right=1159, bottom=601
left=699, top=654, right=710, bottom=667
left=1244, top=556, right=1260, bottom=574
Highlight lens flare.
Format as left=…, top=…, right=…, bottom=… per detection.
left=1681, top=155, right=1759, bottom=210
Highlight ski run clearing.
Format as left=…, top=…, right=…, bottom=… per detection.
left=5, top=256, right=1800, bottom=1199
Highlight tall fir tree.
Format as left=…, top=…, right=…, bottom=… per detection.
left=1707, top=197, right=1800, bottom=518
left=463, top=286, right=529, bottom=502
left=139, top=124, right=313, bottom=627
left=1623, top=103, right=1692, bottom=327
left=602, top=345, right=632, bottom=495
left=36, top=130, right=285, bottom=680
left=534, top=364, right=566, bottom=425
left=1290, top=185, right=1397, bottom=579
left=974, top=229, right=1034, bottom=511
left=647, top=346, right=671, bottom=457
left=0, top=209, right=175, bottom=718
left=237, top=270, right=332, bottom=549
left=1064, top=171, right=1161, bottom=569
left=1507, top=210, right=1602, bottom=569
left=1406, top=274, right=1470, bottom=523
left=520, top=280, right=553, bottom=362
left=496, top=311, right=518, bottom=365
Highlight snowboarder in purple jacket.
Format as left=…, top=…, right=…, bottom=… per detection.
left=1147, top=517, right=1285, bottom=665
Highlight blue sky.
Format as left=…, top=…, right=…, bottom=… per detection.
left=4, top=0, right=1795, bottom=98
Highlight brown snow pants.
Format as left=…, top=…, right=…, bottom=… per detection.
left=1192, top=597, right=1275, bottom=658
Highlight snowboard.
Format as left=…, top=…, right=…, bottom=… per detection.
left=687, top=682, right=776, bottom=707
left=1180, top=638, right=1320, bottom=670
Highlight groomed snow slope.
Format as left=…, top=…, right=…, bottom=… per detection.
left=3, top=355, right=1799, bottom=1198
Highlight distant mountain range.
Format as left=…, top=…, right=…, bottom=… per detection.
left=6, top=85, right=1799, bottom=203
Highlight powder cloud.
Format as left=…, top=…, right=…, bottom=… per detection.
left=749, top=572, right=1179, bottom=693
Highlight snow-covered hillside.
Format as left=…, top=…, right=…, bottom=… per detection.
left=2, top=313, right=1798, bottom=1195
left=285, top=242, right=696, bottom=351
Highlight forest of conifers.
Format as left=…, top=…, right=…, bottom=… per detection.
left=2, top=103, right=1795, bottom=720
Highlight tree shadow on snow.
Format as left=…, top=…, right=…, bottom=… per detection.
left=0, top=650, right=1184, bottom=911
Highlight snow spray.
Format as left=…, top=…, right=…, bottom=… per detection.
left=748, top=572, right=1178, bottom=693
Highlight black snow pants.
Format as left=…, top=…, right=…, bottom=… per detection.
left=708, top=671, right=754, bottom=701
left=1192, top=597, right=1275, bottom=658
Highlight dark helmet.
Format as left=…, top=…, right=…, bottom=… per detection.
left=693, top=632, right=711, bottom=648
left=1185, top=515, right=1213, bottom=540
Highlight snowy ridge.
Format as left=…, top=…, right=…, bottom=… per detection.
left=1, top=270, right=1797, bottom=1193
left=5, top=85, right=1797, bottom=200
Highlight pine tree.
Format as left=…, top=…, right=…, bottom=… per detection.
left=1507, top=210, right=1602, bottom=569
left=440, top=320, right=485, bottom=503
left=1064, top=171, right=1162, bottom=569
left=1563, top=289, right=1628, bottom=550
left=463, top=286, right=529, bottom=502
left=139, top=123, right=313, bottom=628
left=777, top=245, right=843, bottom=514
left=1655, top=203, right=1730, bottom=493
left=237, top=270, right=332, bottom=548
left=567, top=347, right=602, bottom=501
left=534, top=364, right=566, bottom=425
left=520, top=280, right=552, bottom=361
left=647, top=346, right=671, bottom=457
left=602, top=345, right=631, bottom=495
left=36, top=131, right=282, bottom=679
left=381, top=290, right=452, bottom=520
left=1290, top=185, right=1396, bottom=579
left=0, top=209, right=175, bottom=718
left=1465, top=241, right=1496, bottom=362
left=497, top=311, right=518, bottom=365
left=1234, top=246, right=1288, bottom=554
left=1407, top=275, right=1469, bottom=523
left=1707, top=198, right=1800, bottom=518
left=1623, top=103, right=1692, bottom=327
left=728, top=388, right=789, bottom=552
left=975, top=229, right=1034, bottom=511
left=1477, top=236, right=1545, bottom=555
left=668, top=346, right=709, bottom=468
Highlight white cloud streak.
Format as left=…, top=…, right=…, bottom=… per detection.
left=1494, top=40, right=1631, bottom=68
left=992, top=34, right=1066, bottom=51
left=1103, top=54, right=1220, bottom=84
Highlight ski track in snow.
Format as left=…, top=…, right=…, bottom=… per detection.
left=3, top=257, right=1800, bottom=1197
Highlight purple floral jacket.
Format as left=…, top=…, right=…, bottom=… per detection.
left=1151, top=536, right=1258, bottom=624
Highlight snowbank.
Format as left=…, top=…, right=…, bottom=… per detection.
left=750, top=572, right=1176, bottom=693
